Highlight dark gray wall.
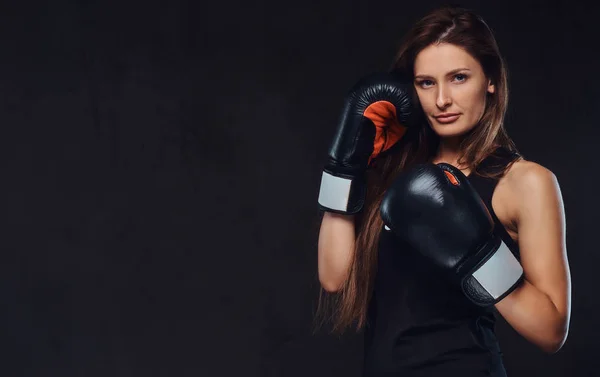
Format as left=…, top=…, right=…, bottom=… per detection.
left=0, top=0, right=597, bottom=376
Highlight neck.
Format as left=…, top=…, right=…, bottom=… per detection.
left=432, top=136, right=465, bottom=168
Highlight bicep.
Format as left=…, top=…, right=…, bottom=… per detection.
left=515, top=166, right=571, bottom=316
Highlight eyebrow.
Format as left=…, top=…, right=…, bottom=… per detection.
left=414, top=68, right=471, bottom=80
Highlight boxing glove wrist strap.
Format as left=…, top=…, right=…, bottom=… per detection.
left=464, top=240, right=524, bottom=306
left=318, top=171, right=365, bottom=214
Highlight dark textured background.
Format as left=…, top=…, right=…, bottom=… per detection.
left=0, top=0, right=597, bottom=376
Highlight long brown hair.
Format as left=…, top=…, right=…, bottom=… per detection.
left=313, top=5, right=522, bottom=335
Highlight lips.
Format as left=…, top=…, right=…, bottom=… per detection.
left=434, top=113, right=460, bottom=124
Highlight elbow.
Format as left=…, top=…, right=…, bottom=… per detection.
left=319, top=277, right=343, bottom=293
left=318, top=270, right=346, bottom=292
left=540, top=341, right=563, bottom=354
left=318, top=265, right=348, bottom=293
left=539, top=330, right=568, bottom=354
left=534, top=304, right=570, bottom=354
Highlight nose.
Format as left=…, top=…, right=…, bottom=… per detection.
left=436, top=84, right=452, bottom=109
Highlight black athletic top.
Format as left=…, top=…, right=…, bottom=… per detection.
left=363, top=147, right=521, bottom=377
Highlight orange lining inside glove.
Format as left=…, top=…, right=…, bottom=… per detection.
left=364, top=100, right=407, bottom=165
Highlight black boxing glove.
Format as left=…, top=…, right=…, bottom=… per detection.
left=317, top=72, right=421, bottom=214
left=380, top=162, right=524, bottom=306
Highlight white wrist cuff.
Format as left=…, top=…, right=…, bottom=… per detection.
left=317, top=171, right=354, bottom=212
left=471, top=240, right=523, bottom=299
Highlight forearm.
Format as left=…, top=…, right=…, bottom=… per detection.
left=317, top=212, right=356, bottom=291
left=495, top=279, right=568, bottom=353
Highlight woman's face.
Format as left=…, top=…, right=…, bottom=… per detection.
left=413, top=43, right=494, bottom=138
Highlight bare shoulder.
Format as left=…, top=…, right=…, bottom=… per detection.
left=503, top=158, right=559, bottom=194
left=501, top=158, right=563, bottom=224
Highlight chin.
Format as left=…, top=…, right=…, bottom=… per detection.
left=430, top=121, right=475, bottom=138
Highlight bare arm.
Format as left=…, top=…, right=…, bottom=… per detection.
left=495, top=163, right=571, bottom=353
left=317, top=212, right=356, bottom=292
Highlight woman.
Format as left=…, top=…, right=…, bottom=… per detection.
left=315, top=5, right=571, bottom=376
